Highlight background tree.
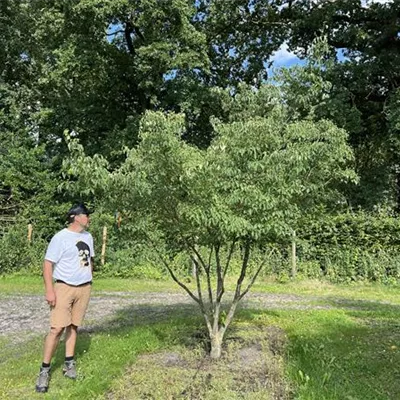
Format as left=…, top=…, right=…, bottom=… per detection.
left=282, top=0, right=400, bottom=209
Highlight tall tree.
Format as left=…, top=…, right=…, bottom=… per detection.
left=282, top=0, right=400, bottom=209
left=194, top=0, right=286, bottom=87
left=15, top=0, right=210, bottom=159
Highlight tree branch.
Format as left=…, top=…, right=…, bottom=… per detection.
left=134, top=26, right=145, bottom=42
left=190, top=245, right=214, bottom=315
left=144, top=233, right=200, bottom=305
left=239, top=248, right=276, bottom=301
left=106, top=29, right=124, bottom=36
left=220, top=241, right=258, bottom=337
left=193, top=256, right=212, bottom=329
left=206, top=246, right=214, bottom=311
left=219, top=298, right=239, bottom=338
left=189, top=243, right=210, bottom=275
left=233, top=241, right=251, bottom=302
left=215, top=243, right=224, bottom=303
left=212, top=299, right=221, bottom=335
left=124, top=21, right=136, bottom=56
left=223, top=239, right=236, bottom=279
left=213, top=243, right=224, bottom=334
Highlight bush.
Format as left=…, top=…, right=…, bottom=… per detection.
left=294, top=211, right=400, bottom=283
left=0, top=224, right=46, bottom=274
left=2, top=210, right=400, bottom=285
left=97, top=248, right=165, bottom=279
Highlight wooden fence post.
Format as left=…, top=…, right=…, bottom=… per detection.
left=27, top=224, right=33, bottom=243
left=101, top=226, right=107, bottom=266
left=291, top=230, right=297, bottom=278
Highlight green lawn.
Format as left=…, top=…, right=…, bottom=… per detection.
left=242, top=306, right=400, bottom=399
left=0, top=275, right=399, bottom=399
left=0, top=274, right=181, bottom=295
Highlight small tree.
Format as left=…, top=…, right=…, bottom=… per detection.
left=65, top=104, right=356, bottom=358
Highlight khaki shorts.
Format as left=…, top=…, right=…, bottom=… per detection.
left=50, top=282, right=91, bottom=328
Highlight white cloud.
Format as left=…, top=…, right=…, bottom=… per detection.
left=269, top=43, right=300, bottom=66
left=362, top=0, right=392, bottom=4
left=311, top=0, right=392, bottom=5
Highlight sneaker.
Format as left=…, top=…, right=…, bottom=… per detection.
left=63, top=360, right=77, bottom=379
left=35, top=367, right=50, bottom=393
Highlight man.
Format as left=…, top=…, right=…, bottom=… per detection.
left=35, top=203, right=95, bottom=393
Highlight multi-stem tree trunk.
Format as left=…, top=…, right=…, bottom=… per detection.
left=155, top=238, right=270, bottom=359
left=192, top=241, right=267, bottom=359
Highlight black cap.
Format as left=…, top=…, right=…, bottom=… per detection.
left=66, top=203, right=93, bottom=220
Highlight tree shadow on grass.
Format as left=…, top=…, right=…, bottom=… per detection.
left=82, top=301, right=202, bottom=335
left=79, top=300, right=286, bottom=363
left=320, top=296, right=400, bottom=314
left=80, top=301, right=207, bottom=356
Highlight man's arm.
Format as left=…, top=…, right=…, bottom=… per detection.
left=43, top=259, right=56, bottom=307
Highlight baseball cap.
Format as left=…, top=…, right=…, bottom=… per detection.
left=66, top=203, right=93, bottom=219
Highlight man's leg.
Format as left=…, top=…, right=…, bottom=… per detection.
left=63, top=324, right=78, bottom=379
left=43, top=326, right=65, bottom=363
left=36, top=282, right=72, bottom=392
left=63, top=285, right=91, bottom=379
left=35, top=326, right=65, bottom=393
left=65, top=324, right=78, bottom=358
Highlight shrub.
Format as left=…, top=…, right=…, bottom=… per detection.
left=0, top=223, right=45, bottom=274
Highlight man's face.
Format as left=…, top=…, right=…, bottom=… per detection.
left=75, top=213, right=90, bottom=229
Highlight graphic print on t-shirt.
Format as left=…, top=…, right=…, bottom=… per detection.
left=76, top=241, right=91, bottom=268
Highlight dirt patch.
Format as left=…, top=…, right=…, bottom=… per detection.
left=0, top=293, right=195, bottom=345
left=138, top=352, right=189, bottom=368
left=0, top=290, right=329, bottom=346
left=105, top=325, right=290, bottom=400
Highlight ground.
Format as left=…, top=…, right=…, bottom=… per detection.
left=0, top=290, right=317, bottom=399
left=1, top=284, right=399, bottom=399
left=0, top=291, right=326, bottom=345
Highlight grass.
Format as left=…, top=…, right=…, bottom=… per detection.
left=2, top=273, right=398, bottom=302
left=1, top=314, right=200, bottom=399
left=1, top=274, right=399, bottom=399
left=243, top=306, right=400, bottom=399
left=252, top=278, right=400, bottom=304
left=0, top=273, right=180, bottom=296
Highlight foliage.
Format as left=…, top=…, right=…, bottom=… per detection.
left=194, top=0, right=286, bottom=87
left=285, top=0, right=400, bottom=209
left=0, top=223, right=46, bottom=274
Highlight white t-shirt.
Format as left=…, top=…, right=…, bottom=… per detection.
left=45, top=228, right=95, bottom=285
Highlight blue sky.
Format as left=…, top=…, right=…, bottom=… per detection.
left=268, top=43, right=306, bottom=70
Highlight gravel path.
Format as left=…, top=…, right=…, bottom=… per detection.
left=0, top=291, right=330, bottom=345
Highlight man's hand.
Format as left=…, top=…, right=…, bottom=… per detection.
left=45, top=290, right=56, bottom=307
